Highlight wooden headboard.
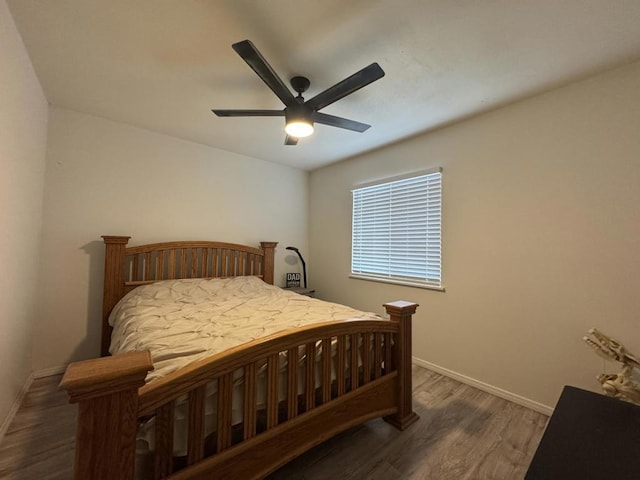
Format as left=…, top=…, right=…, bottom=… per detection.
left=100, top=236, right=278, bottom=356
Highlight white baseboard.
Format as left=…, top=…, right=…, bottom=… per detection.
left=34, top=365, right=67, bottom=379
left=413, top=356, right=554, bottom=416
left=0, top=372, right=34, bottom=444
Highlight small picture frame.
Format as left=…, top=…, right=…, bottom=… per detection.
left=286, top=272, right=301, bottom=288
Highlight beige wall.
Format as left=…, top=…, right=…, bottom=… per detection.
left=34, top=107, right=308, bottom=371
left=0, top=0, right=48, bottom=427
left=310, top=60, right=640, bottom=410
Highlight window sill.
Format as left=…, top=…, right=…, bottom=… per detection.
left=349, top=274, right=445, bottom=292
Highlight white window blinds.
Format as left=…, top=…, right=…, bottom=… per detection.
left=351, top=169, right=442, bottom=289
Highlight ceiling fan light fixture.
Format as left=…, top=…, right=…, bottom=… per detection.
left=285, top=120, right=314, bottom=138
left=285, top=104, right=314, bottom=138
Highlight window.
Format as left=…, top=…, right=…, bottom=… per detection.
left=351, top=168, right=442, bottom=290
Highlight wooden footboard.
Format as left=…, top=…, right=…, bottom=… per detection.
left=61, top=301, right=418, bottom=480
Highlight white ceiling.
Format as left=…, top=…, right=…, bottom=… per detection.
left=8, top=0, right=640, bottom=171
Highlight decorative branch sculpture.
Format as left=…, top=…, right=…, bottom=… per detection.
left=583, top=328, right=640, bottom=405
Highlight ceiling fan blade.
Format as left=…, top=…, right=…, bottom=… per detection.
left=306, top=63, right=385, bottom=111
left=212, top=109, right=284, bottom=117
left=284, top=135, right=298, bottom=146
left=315, top=112, right=371, bottom=132
left=232, top=40, right=296, bottom=107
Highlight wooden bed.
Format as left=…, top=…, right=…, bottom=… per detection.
left=60, top=236, right=419, bottom=480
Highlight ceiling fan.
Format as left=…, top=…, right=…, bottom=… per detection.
left=212, top=40, right=385, bottom=145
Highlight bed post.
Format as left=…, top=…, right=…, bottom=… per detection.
left=260, top=241, right=277, bottom=285
left=60, top=351, right=153, bottom=480
left=101, top=235, right=130, bottom=356
left=383, top=300, right=420, bottom=430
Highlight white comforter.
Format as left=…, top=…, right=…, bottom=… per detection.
left=109, top=276, right=381, bottom=382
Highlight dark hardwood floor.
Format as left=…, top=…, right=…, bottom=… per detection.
left=0, top=365, right=548, bottom=479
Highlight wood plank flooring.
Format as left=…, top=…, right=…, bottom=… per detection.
left=0, top=375, right=75, bottom=480
left=0, top=365, right=548, bottom=479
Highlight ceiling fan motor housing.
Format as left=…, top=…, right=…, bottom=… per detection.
left=290, top=76, right=311, bottom=95
left=285, top=102, right=314, bottom=128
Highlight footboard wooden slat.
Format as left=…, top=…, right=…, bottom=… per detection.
left=374, top=332, right=383, bottom=379
left=384, top=332, right=393, bottom=372
left=266, top=354, right=279, bottom=429
left=187, top=386, right=206, bottom=464
left=216, top=373, right=233, bottom=452
left=337, top=335, right=346, bottom=396
left=286, top=348, right=298, bottom=420
left=321, top=338, right=331, bottom=403
left=362, top=333, right=372, bottom=385
left=243, top=363, right=257, bottom=440
left=350, top=333, right=359, bottom=390
left=154, top=401, right=175, bottom=479
left=304, top=342, right=315, bottom=411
